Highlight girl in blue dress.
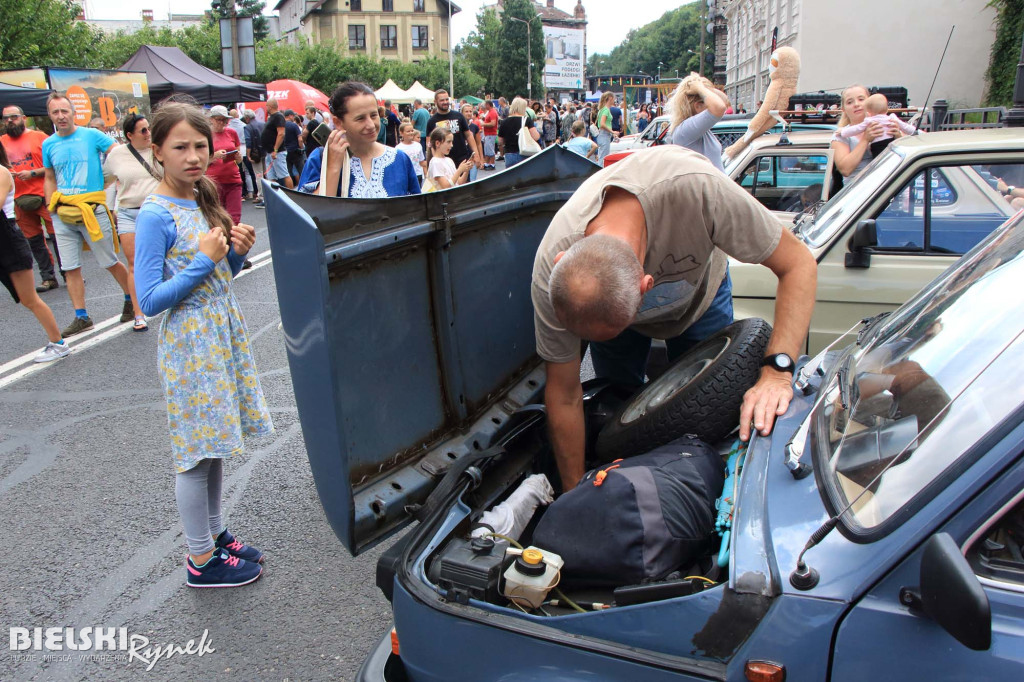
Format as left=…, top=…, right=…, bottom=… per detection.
left=135, top=102, right=273, bottom=588
left=297, top=82, right=420, bottom=197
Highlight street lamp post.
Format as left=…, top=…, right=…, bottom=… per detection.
left=448, top=0, right=454, bottom=96
left=658, top=61, right=664, bottom=82
left=510, top=16, right=532, bottom=101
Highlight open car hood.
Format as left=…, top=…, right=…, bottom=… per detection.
left=264, top=146, right=600, bottom=555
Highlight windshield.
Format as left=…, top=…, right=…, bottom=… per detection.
left=813, top=216, right=1024, bottom=535
left=802, top=148, right=904, bottom=248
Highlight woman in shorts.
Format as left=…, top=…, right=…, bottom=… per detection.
left=103, top=113, right=161, bottom=331
left=1, top=140, right=70, bottom=361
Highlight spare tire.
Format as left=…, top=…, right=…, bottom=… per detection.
left=595, top=318, right=772, bottom=461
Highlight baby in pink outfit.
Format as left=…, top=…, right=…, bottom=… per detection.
left=840, top=93, right=917, bottom=148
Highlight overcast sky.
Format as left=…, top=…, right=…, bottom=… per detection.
left=85, top=0, right=690, bottom=55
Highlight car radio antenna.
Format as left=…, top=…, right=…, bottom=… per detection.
left=913, top=25, right=955, bottom=133
left=789, top=326, right=1022, bottom=590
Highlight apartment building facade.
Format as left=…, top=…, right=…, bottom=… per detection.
left=712, top=0, right=998, bottom=111
left=275, top=0, right=458, bottom=62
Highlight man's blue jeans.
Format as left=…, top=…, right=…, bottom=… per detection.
left=590, top=271, right=734, bottom=387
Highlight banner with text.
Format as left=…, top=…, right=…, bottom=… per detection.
left=543, top=26, right=585, bottom=91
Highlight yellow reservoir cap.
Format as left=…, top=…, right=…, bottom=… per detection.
left=522, top=549, right=544, bottom=565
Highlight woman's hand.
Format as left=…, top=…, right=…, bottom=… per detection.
left=199, top=227, right=229, bottom=262
left=863, top=121, right=885, bottom=142
left=213, top=149, right=229, bottom=162
left=326, top=130, right=350, bottom=169
left=230, top=223, right=256, bottom=257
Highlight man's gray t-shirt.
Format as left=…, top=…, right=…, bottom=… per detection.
left=532, top=145, right=784, bottom=364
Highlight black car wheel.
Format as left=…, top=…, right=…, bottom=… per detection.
left=595, top=318, right=772, bottom=461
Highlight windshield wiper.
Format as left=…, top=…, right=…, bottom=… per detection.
left=792, top=200, right=825, bottom=234
left=837, top=354, right=854, bottom=410
left=857, top=311, right=892, bottom=346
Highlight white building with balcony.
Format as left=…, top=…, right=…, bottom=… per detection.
left=712, top=0, right=999, bottom=111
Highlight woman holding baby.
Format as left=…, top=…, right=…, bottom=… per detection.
left=832, top=84, right=907, bottom=180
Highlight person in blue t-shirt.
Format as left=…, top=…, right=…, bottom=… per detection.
left=282, top=110, right=305, bottom=186
left=562, top=120, right=598, bottom=162
left=42, top=93, right=134, bottom=338
left=610, top=103, right=623, bottom=134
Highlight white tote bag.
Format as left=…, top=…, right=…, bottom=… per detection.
left=316, top=141, right=351, bottom=197
left=518, top=117, right=542, bottom=157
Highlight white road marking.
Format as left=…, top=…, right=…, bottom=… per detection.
left=0, top=250, right=275, bottom=389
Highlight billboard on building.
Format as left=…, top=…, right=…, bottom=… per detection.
left=543, top=26, right=585, bottom=90
left=47, top=68, right=150, bottom=134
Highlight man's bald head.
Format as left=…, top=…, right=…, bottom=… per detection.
left=549, top=234, right=644, bottom=341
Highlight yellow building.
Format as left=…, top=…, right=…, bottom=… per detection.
left=275, top=0, right=459, bottom=63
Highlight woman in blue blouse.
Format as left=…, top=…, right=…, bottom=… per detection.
left=298, top=82, right=420, bottom=197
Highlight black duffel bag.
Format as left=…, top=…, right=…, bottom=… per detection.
left=532, top=436, right=725, bottom=587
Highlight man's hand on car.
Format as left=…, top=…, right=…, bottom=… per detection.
left=739, top=368, right=794, bottom=442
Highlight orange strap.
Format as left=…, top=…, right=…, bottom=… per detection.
left=594, top=459, right=623, bottom=487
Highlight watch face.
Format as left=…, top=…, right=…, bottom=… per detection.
left=776, top=354, right=793, bottom=369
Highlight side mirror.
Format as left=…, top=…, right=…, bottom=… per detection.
left=845, top=219, right=877, bottom=268
left=899, top=533, right=991, bottom=651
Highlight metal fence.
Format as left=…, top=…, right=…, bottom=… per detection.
left=927, top=101, right=1008, bottom=130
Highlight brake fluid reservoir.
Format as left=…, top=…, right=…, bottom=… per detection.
left=502, top=547, right=564, bottom=610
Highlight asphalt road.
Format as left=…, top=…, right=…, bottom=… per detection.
left=0, top=195, right=396, bottom=680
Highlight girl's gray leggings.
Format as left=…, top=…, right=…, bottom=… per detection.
left=175, top=458, right=225, bottom=555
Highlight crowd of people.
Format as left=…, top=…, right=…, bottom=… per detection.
left=0, top=73, right=944, bottom=587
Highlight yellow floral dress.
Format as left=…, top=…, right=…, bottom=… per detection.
left=148, top=195, right=273, bottom=472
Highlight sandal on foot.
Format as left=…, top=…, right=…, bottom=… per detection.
left=132, top=316, right=148, bottom=332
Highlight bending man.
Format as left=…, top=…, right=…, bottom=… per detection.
left=532, top=146, right=817, bottom=490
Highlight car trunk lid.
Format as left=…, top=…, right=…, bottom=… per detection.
left=263, top=147, right=599, bottom=554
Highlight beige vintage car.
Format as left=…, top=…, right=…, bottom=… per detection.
left=730, top=129, right=1024, bottom=354
left=723, top=131, right=837, bottom=215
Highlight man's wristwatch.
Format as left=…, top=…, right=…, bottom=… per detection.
left=761, top=353, right=795, bottom=374
left=1006, top=185, right=1017, bottom=196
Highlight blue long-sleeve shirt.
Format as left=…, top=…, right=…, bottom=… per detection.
left=134, top=195, right=246, bottom=317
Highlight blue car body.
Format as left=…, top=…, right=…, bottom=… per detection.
left=265, top=146, right=1024, bottom=681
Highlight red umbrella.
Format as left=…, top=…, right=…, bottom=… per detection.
left=239, top=79, right=329, bottom=122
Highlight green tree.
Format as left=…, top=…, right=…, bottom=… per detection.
left=587, top=4, right=702, bottom=82
left=92, top=21, right=220, bottom=71
left=92, top=24, right=178, bottom=69
left=249, top=39, right=484, bottom=99
left=984, top=0, right=1024, bottom=106
left=210, top=0, right=270, bottom=44
left=0, top=0, right=99, bottom=68
left=459, top=7, right=502, bottom=90
left=493, top=0, right=545, bottom=99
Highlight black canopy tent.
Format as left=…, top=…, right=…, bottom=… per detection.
left=0, top=82, right=54, bottom=116
left=119, top=45, right=266, bottom=105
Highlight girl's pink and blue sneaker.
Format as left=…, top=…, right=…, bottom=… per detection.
left=186, top=549, right=262, bottom=588
left=215, top=529, right=264, bottom=564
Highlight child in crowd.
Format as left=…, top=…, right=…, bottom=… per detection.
left=839, top=93, right=917, bottom=157
left=134, top=101, right=273, bottom=588
left=396, top=122, right=427, bottom=186
left=562, top=120, right=599, bottom=162
left=426, top=127, right=474, bottom=190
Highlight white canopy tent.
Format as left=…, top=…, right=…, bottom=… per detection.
left=405, top=81, right=439, bottom=103
left=375, top=79, right=413, bottom=104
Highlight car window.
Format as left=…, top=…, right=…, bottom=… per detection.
left=814, top=221, right=1024, bottom=536
left=872, top=162, right=1020, bottom=254
left=736, top=153, right=828, bottom=211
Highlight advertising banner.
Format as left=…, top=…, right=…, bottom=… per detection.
left=46, top=68, right=151, bottom=135
left=543, top=26, right=585, bottom=90
left=0, top=68, right=48, bottom=89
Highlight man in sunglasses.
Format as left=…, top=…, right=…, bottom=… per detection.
left=1, top=105, right=62, bottom=292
